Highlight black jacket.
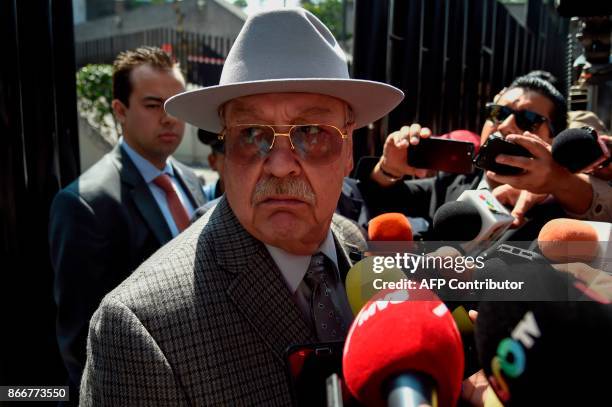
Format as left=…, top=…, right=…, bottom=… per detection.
left=49, top=144, right=207, bottom=387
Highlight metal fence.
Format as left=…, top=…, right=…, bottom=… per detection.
left=353, top=0, right=570, bottom=157
left=75, top=1, right=571, bottom=161
left=75, top=28, right=234, bottom=87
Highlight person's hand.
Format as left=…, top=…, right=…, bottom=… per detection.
left=468, top=309, right=478, bottom=323
left=486, top=132, right=570, bottom=194
left=461, top=369, right=489, bottom=407
left=372, top=124, right=432, bottom=185
left=553, top=262, right=612, bottom=302
left=425, top=246, right=480, bottom=282
left=492, top=184, right=548, bottom=227
left=593, top=134, right=612, bottom=181
left=492, top=184, right=521, bottom=207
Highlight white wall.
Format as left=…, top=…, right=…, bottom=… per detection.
left=173, top=123, right=212, bottom=167
left=78, top=116, right=212, bottom=173
left=72, top=0, right=87, bottom=25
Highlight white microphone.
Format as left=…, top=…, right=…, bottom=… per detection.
left=455, top=190, right=514, bottom=253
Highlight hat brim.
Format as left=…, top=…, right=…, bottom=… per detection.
left=165, top=78, right=404, bottom=133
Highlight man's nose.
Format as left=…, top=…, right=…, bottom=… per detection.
left=161, top=109, right=180, bottom=125
left=496, top=113, right=521, bottom=136
left=263, top=135, right=302, bottom=178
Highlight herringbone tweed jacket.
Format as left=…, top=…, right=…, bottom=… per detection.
left=80, top=196, right=366, bottom=406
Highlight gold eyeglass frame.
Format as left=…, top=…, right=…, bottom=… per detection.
left=218, top=124, right=348, bottom=151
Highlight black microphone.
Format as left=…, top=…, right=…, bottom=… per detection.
left=479, top=242, right=546, bottom=266
left=432, top=199, right=511, bottom=378
left=432, top=190, right=514, bottom=253
left=433, top=201, right=482, bottom=242
left=552, top=127, right=610, bottom=173
left=474, top=260, right=612, bottom=406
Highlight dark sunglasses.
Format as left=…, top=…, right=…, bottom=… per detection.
left=219, top=124, right=348, bottom=165
left=486, top=103, right=554, bottom=135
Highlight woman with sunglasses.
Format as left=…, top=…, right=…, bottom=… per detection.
left=355, top=75, right=607, bottom=235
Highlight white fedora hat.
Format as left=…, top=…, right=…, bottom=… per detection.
left=165, top=7, right=403, bottom=133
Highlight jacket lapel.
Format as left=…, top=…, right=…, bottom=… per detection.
left=227, top=252, right=317, bottom=362
left=131, top=184, right=173, bottom=245
left=171, top=159, right=207, bottom=207
left=330, top=215, right=365, bottom=282
left=211, top=199, right=316, bottom=362
left=111, top=145, right=172, bottom=245
left=333, top=233, right=354, bottom=283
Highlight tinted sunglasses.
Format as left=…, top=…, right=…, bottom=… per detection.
left=486, top=103, right=554, bottom=135
left=219, top=124, right=348, bottom=165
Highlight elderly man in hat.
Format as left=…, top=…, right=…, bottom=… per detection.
left=80, top=8, right=402, bottom=405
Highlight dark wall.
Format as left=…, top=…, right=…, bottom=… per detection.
left=351, top=0, right=390, bottom=163
left=352, top=0, right=569, bottom=159
left=1, top=0, right=79, bottom=399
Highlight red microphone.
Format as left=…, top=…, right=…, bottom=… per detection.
left=343, top=288, right=464, bottom=407
left=439, top=129, right=481, bottom=155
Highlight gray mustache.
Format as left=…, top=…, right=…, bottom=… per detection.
left=251, top=176, right=316, bottom=205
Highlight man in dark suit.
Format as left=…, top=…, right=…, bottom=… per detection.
left=79, top=8, right=403, bottom=405
left=49, top=47, right=207, bottom=391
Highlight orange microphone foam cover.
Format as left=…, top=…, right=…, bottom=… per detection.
left=368, top=213, right=413, bottom=241
left=538, top=218, right=599, bottom=263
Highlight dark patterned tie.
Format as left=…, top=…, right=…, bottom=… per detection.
left=301, top=253, right=351, bottom=342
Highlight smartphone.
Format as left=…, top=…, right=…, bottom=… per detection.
left=473, top=132, right=532, bottom=175
left=407, top=137, right=475, bottom=174
left=285, top=342, right=359, bottom=407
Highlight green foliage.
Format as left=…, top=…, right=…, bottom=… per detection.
left=301, top=0, right=348, bottom=41
left=76, top=64, right=117, bottom=137
left=233, top=0, right=248, bottom=8
left=128, top=0, right=168, bottom=7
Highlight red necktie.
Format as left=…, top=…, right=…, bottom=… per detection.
left=153, top=174, right=190, bottom=232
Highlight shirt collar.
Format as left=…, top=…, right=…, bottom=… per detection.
left=477, top=174, right=492, bottom=191
left=265, top=229, right=338, bottom=294
left=119, top=137, right=174, bottom=183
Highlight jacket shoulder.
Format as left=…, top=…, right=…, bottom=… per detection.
left=331, top=213, right=367, bottom=252
left=61, top=153, right=122, bottom=202
left=100, top=208, right=222, bottom=314
left=172, top=159, right=198, bottom=176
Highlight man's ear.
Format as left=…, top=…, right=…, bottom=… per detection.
left=112, top=99, right=128, bottom=124
left=344, top=152, right=354, bottom=176
left=207, top=153, right=217, bottom=171
left=343, top=125, right=355, bottom=176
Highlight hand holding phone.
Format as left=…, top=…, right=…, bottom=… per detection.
left=407, top=137, right=475, bottom=174
left=473, top=132, right=532, bottom=175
